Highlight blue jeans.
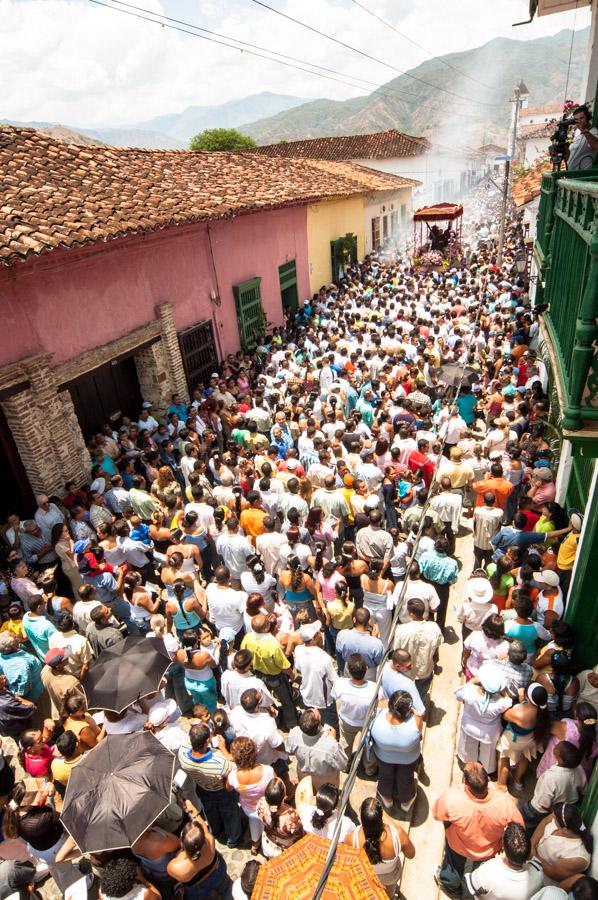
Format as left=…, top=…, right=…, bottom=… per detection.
left=197, top=787, right=243, bottom=848
left=326, top=624, right=345, bottom=674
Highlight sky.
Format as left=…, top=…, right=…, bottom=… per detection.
left=2, top=0, right=591, bottom=128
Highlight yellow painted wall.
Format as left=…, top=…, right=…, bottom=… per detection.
left=307, top=196, right=365, bottom=295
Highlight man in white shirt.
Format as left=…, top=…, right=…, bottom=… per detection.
left=137, top=403, right=159, bottom=433
left=294, top=621, right=338, bottom=729
left=393, top=598, right=442, bottom=702
left=185, top=485, right=215, bottom=532
left=180, top=444, right=198, bottom=486
left=34, top=495, right=64, bottom=542
left=229, top=688, right=287, bottom=766
left=330, top=651, right=377, bottom=770
left=216, top=518, right=253, bottom=589
left=220, top=649, right=275, bottom=710
left=465, top=822, right=544, bottom=900
left=205, top=566, right=247, bottom=640
left=255, top=518, right=288, bottom=576
left=430, top=477, right=463, bottom=534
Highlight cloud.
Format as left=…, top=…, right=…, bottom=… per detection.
left=2, top=0, right=591, bottom=127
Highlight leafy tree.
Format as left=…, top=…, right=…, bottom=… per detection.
left=189, top=128, right=256, bottom=151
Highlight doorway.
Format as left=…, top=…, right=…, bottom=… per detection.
left=68, top=356, right=143, bottom=439
left=279, top=260, right=299, bottom=314
left=0, top=402, right=36, bottom=518
left=178, top=320, right=219, bottom=393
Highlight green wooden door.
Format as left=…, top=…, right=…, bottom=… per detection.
left=232, top=277, right=265, bottom=351
left=330, top=233, right=358, bottom=284
left=279, top=260, right=298, bottom=313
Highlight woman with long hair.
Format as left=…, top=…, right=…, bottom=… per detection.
left=352, top=797, right=414, bottom=896
left=122, top=572, right=161, bottom=635
left=297, top=782, right=355, bottom=843
left=337, top=541, right=367, bottom=606
left=360, top=559, right=395, bottom=645
left=256, top=777, right=304, bottom=858
left=497, top=682, right=550, bottom=791
left=324, top=578, right=354, bottom=673
left=240, top=554, right=276, bottom=601
left=166, top=804, right=231, bottom=898
left=537, top=701, right=598, bottom=780
left=532, top=802, right=593, bottom=885
left=278, top=555, right=316, bottom=625
left=51, top=523, right=82, bottom=595
left=462, top=614, right=509, bottom=680
left=174, top=627, right=219, bottom=714
left=226, top=738, right=274, bottom=855
left=150, top=465, right=182, bottom=502
left=485, top=556, right=515, bottom=613
left=162, top=553, right=206, bottom=637
left=305, top=507, right=336, bottom=559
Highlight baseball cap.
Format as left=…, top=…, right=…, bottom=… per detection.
left=533, top=569, right=560, bottom=588
left=44, top=647, right=71, bottom=667
left=148, top=698, right=179, bottom=728
left=73, top=539, right=90, bottom=554
left=142, top=401, right=153, bottom=409
left=299, top=620, right=322, bottom=643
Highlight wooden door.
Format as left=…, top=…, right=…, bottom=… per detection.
left=178, top=320, right=219, bottom=393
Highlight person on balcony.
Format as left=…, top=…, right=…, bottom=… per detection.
left=568, top=105, right=598, bottom=170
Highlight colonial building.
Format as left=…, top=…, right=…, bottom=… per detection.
left=0, top=126, right=414, bottom=510
left=249, top=129, right=479, bottom=213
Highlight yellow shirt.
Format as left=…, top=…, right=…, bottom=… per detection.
left=0, top=619, right=26, bottom=642
left=327, top=598, right=355, bottom=631
left=240, top=632, right=290, bottom=676
left=51, top=755, right=81, bottom=787
left=557, top=532, right=580, bottom=571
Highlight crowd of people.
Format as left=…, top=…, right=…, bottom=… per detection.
left=0, top=189, right=597, bottom=900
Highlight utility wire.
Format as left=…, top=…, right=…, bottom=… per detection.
left=248, top=0, right=501, bottom=108
left=86, top=0, right=404, bottom=98
left=349, top=0, right=500, bottom=92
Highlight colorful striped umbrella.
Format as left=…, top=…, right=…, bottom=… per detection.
left=252, top=833, right=389, bottom=899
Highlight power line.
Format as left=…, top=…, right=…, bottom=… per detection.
left=248, top=0, right=501, bottom=109
left=86, top=0, right=399, bottom=99
left=349, top=0, right=500, bottom=92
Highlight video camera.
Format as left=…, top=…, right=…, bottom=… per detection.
left=549, top=116, right=576, bottom=170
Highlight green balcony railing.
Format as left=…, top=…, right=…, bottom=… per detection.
left=533, top=173, right=598, bottom=430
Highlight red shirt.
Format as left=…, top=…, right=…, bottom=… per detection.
left=520, top=509, right=540, bottom=532
left=408, top=450, right=435, bottom=487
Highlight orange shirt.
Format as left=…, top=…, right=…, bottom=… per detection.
left=472, top=477, right=514, bottom=511
left=433, top=783, right=523, bottom=860
left=239, top=507, right=268, bottom=544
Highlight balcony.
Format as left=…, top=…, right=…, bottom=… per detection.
left=533, top=169, right=598, bottom=435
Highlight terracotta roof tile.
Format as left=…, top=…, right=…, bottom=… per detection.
left=0, top=126, right=418, bottom=267
left=519, top=123, right=553, bottom=140
left=512, top=158, right=552, bottom=208
left=249, top=129, right=430, bottom=161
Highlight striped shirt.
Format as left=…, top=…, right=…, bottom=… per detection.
left=177, top=744, right=232, bottom=791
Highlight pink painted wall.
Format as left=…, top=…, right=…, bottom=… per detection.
left=0, top=204, right=310, bottom=369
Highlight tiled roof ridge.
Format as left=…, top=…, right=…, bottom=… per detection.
left=0, top=125, right=419, bottom=268
left=249, top=128, right=431, bottom=160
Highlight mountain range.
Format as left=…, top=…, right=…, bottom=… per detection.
left=238, top=28, right=589, bottom=146
left=2, top=28, right=588, bottom=150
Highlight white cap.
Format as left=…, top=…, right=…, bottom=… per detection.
left=148, top=698, right=179, bottom=728
left=299, top=620, right=322, bottom=643
left=533, top=569, right=560, bottom=588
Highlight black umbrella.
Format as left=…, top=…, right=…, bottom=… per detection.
left=82, top=635, right=172, bottom=713
left=437, top=364, right=481, bottom=389
left=61, top=732, right=175, bottom=852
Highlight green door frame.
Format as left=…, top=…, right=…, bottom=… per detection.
left=279, top=260, right=298, bottom=313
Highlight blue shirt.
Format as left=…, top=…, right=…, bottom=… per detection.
left=336, top=629, right=384, bottom=670
left=380, top=664, right=425, bottom=715
left=491, top=528, right=547, bottom=555
left=22, top=613, right=56, bottom=662
left=456, top=394, right=477, bottom=425
left=419, top=549, right=459, bottom=585
left=371, top=709, right=422, bottom=764
left=168, top=402, right=188, bottom=420
left=0, top=649, right=43, bottom=701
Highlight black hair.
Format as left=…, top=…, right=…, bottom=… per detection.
left=240, top=860, right=261, bottom=897
left=557, top=739, right=582, bottom=769
left=554, top=803, right=593, bottom=854
left=576, top=702, right=598, bottom=761
left=551, top=650, right=573, bottom=713
left=311, top=783, right=339, bottom=831
left=388, top=689, right=413, bottom=721
left=347, top=653, right=367, bottom=681
left=503, top=821, right=530, bottom=866
left=99, top=856, right=138, bottom=897
left=55, top=730, right=78, bottom=757
left=360, top=797, right=384, bottom=866
left=264, top=777, right=285, bottom=832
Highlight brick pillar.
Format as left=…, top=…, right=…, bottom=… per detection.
left=156, top=302, right=190, bottom=403
left=134, top=340, right=172, bottom=416
left=1, top=388, right=62, bottom=495
left=58, top=390, right=92, bottom=483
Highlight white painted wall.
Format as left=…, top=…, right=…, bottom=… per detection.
left=364, top=188, right=413, bottom=254
left=353, top=149, right=480, bottom=207
left=522, top=135, right=551, bottom=165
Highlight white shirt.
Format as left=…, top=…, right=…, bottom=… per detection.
left=392, top=620, right=443, bottom=679
left=394, top=579, right=440, bottom=622
left=299, top=807, right=354, bottom=842
left=180, top=456, right=196, bottom=486
left=331, top=678, right=377, bottom=727
left=116, top=535, right=150, bottom=568
left=216, top=532, right=253, bottom=579
left=185, top=502, right=215, bottom=532
left=72, top=599, right=102, bottom=632
left=205, top=583, right=247, bottom=633
left=34, top=504, right=65, bottom=541
left=137, top=415, right=159, bottom=432
left=255, top=532, right=288, bottom=575
left=220, top=670, right=275, bottom=710
left=465, top=855, right=544, bottom=900
left=229, top=707, right=286, bottom=764
left=430, top=491, right=462, bottom=532
left=294, top=644, right=337, bottom=708
left=155, top=722, right=188, bottom=753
